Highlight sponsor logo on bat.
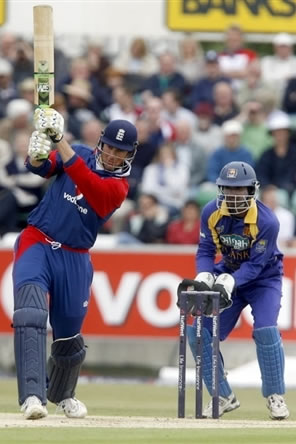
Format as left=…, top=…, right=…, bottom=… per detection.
left=37, top=84, right=50, bottom=93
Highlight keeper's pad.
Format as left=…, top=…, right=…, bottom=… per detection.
left=253, top=326, right=285, bottom=397
left=187, top=325, right=232, bottom=398
left=47, top=333, right=86, bottom=403
left=13, top=284, right=48, bottom=405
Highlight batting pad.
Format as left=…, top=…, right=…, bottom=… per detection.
left=253, top=326, right=285, bottom=397
left=47, top=333, right=86, bottom=403
left=13, top=284, right=48, bottom=405
left=187, top=325, right=232, bottom=398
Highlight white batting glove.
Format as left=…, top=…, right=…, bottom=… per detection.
left=34, top=108, right=64, bottom=143
left=28, top=130, right=52, bottom=161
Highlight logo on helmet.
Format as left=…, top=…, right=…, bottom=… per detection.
left=227, top=168, right=238, bottom=178
left=116, top=129, right=125, bottom=141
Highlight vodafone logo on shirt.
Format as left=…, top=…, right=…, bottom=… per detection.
left=63, top=191, right=88, bottom=214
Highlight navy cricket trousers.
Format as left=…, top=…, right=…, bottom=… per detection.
left=13, top=227, right=93, bottom=339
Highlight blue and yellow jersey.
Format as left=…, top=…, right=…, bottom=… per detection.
left=196, top=199, right=283, bottom=288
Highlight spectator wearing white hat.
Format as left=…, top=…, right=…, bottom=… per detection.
left=261, top=33, right=296, bottom=105
left=206, top=119, right=254, bottom=183
left=256, top=110, right=296, bottom=194
left=0, top=98, right=33, bottom=145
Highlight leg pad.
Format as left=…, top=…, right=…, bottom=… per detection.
left=253, top=326, right=285, bottom=397
left=13, top=284, right=48, bottom=405
left=47, top=334, right=86, bottom=403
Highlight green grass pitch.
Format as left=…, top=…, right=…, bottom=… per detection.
left=0, top=378, right=295, bottom=443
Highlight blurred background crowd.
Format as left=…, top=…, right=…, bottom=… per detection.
left=1, top=24, right=296, bottom=249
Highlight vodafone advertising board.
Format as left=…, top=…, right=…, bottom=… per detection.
left=0, top=249, right=295, bottom=340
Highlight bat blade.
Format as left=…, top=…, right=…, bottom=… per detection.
left=33, top=5, right=54, bottom=108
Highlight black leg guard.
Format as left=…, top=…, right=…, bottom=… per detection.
left=13, top=284, right=48, bottom=405
left=47, top=334, right=86, bottom=404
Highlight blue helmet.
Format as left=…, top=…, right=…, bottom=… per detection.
left=216, top=161, right=259, bottom=188
left=101, top=119, right=138, bottom=152
left=216, top=162, right=260, bottom=215
left=96, top=119, right=138, bottom=176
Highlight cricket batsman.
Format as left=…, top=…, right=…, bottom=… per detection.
left=178, top=161, right=289, bottom=420
left=12, top=108, right=138, bottom=419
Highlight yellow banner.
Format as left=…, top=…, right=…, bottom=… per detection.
left=0, top=0, right=5, bottom=26
left=167, top=0, right=296, bottom=33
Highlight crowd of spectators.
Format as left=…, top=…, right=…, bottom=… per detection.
left=2, top=25, right=296, bottom=246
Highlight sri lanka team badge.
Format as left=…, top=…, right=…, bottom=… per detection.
left=226, top=168, right=238, bottom=178
left=255, top=239, right=268, bottom=253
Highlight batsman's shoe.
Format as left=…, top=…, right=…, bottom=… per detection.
left=202, top=393, right=240, bottom=418
left=56, top=397, right=87, bottom=418
left=267, top=394, right=289, bottom=420
left=21, top=396, right=48, bottom=420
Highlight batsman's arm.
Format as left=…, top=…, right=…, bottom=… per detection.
left=30, top=158, right=45, bottom=167
left=55, top=137, right=76, bottom=164
left=33, top=107, right=128, bottom=216
left=54, top=137, right=128, bottom=217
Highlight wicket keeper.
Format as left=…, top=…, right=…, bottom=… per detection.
left=178, top=161, right=289, bottom=420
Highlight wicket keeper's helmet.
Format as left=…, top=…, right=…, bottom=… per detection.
left=96, top=119, right=138, bottom=176
left=216, top=161, right=260, bottom=214
left=216, top=161, right=259, bottom=189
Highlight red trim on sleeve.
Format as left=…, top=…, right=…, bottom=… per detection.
left=64, top=156, right=129, bottom=217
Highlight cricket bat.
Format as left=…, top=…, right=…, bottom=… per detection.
left=33, top=5, right=54, bottom=108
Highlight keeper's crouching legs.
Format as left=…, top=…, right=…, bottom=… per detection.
left=187, top=325, right=232, bottom=397
left=187, top=324, right=240, bottom=417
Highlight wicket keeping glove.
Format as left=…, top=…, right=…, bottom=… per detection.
left=177, top=272, right=214, bottom=316
left=211, top=273, right=234, bottom=314
left=28, top=130, right=52, bottom=161
left=34, top=108, right=64, bottom=143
